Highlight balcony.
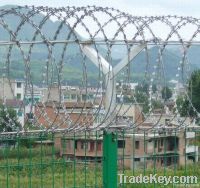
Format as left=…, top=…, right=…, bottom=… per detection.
left=186, top=132, right=195, bottom=139
left=186, top=145, right=198, bottom=153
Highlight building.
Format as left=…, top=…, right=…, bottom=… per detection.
left=57, top=107, right=199, bottom=170
left=116, top=104, right=143, bottom=124
left=0, top=77, right=26, bottom=127
left=0, top=78, right=25, bottom=100
left=25, top=85, right=43, bottom=104
left=57, top=128, right=199, bottom=170
left=123, top=130, right=198, bottom=169
left=58, top=135, right=103, bottom=162
left=41, top=84, right=104, bottom=104
left=58, top=103, right=144, bottom=163
left=34, top=101, right=94, bottom=128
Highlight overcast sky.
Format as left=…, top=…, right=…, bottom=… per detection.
left=0, top=0, right=199, bottom=41
left=0, top=0, right=199, bottom=17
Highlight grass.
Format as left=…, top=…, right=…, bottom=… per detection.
left=0, top=157, right=199, bottom=187
left=0, top=143, right=199, bottom=187
left=0, top=156, right=102, bottom=188
left=0, top=144, right=102, bottom=188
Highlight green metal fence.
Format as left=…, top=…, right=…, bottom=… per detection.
left=0, top=129, right=199, bottom=188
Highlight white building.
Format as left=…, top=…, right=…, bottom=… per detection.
left=0, top=78, right=25, bottom=100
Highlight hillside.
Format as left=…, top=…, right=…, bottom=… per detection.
left=0, top=5, right=199, bottom=86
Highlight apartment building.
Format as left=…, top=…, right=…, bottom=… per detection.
left=0, top=78, right=25, bottom=127
left=58, top=108, right=199, bottom=170
left=123, top=130, right=198, bottom=169
left=0, top=78, right=24, bottom=100
left=58, top=136, right=103, bottom=162
left=41, top=83, right=104, bottom=104
left=58, top=129, right=199, bottom=170
left=58, top=103, right=144, bottom=163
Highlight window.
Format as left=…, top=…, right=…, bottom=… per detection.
left=34, top=98, right=39, bottom=103
left=71, top=94, right=77, bottom=100
left=154, top=140, right=157, bottom=148
left=62, top=139, right=66, bottom=149
left=17, top=111, right=23, bottom=117
left=135, top=141, right=140, bottom=149
left=85, top=142, right=88, bottom=150
left=88, top=94, right=94, bottom=100
left=26, top=113, right=33, bottom=119
left=118, top=140, right=125, bottom=148
left=134, top=158, right=140, bottom=162
left=77, top=95, right=81, bottom=102
left=81, top=142, right=84, bottom=149
left=90, top=141, right=95, bottom=151
left=161, top=139, right=163, bottom=147
left=97, top=142, right=101, bottom=151
left=74, top=140, right=78, bottom=149
left=64, top=94, right=70, bottom=100
left=17, top=82, right=21, bottom=88
left=82, top=94, right=87, bottom=101
left=66, top=140, right=71, bottom=150
left=80, top=141, right=88, bottom=150
left=16, top=93, right=21, bottom=99
left=161, top=158, right=164, bottom=165
left=126, top=116, right=133, bottom=122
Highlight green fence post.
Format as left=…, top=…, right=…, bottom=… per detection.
left=103, top=131, right=117, bottom=188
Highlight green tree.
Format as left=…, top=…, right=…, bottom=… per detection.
left=152, top=99, right=163, bottom=109
left=188, top=70, right=200, bottom=117
left=0, top=105, right=21, bottom=132
left=176, top=96, right=189, bottom=117
left=152, top=84, right=157, bottom=93
left=134, top=90, right=149, bottom=113
left=133, top=84, right=163, bottom=114
left=161, top=86, right=172, bottom=101
left=135, top=83, right=149, bottom=94
left=176, top=70, right=200, bottom=120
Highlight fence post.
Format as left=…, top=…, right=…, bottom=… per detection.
left=103, top=131, right=118, bottom=188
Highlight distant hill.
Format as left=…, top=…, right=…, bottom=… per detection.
left=0, top=5, right=199, bottom=86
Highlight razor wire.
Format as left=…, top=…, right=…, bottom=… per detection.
left=0, top=6, right=200, bottom=135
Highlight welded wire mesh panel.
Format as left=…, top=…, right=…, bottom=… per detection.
left=117, top=129, right=200, bottom=187
left=0, top=132, right=103, bottom=188
left=0, top=130, right=199, bottom=187
left=0, top=5, right=200, bottom=188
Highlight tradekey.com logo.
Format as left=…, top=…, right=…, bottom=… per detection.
left=118, top=174, right=198, bottom=186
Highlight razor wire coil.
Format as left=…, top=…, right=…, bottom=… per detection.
left=0, top=6, right=200, bottom=135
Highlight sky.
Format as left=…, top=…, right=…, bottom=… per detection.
left=0, top=0, right=199, bottom=41
left=0, top=0, right=199, bottom=17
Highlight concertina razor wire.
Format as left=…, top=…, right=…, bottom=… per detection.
left=0, top=5, right=199, bottom=136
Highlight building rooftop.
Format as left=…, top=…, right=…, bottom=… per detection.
left=3, top=99, right=23, bottom=108
left=36, top=101, right=93, bottom=109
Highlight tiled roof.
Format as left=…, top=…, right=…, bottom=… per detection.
left=4, top=99, right=23, bottom=108
left=36, top=101, right=93, bottom=108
